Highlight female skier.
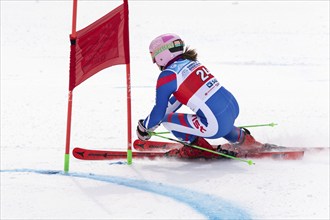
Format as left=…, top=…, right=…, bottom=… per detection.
left=136, top=33, right=262, bottom=158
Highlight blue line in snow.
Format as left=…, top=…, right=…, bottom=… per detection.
left=1, top=169, right=251, bottom=220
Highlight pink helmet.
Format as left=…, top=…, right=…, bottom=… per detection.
left=149, top=33, right=185, bottom=69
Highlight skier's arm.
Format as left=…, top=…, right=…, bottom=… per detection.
left=144, top=70, right=177, bottom=130
left=165, top=96, right=182, bottom=115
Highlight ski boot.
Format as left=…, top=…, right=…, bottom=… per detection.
left=219, top=128, right=264, bottom=155
left=216, top=146, right=238, bottom=158
left=239, top=128, right=264, bottom=151
left=177, top=137, right=217, bottom=159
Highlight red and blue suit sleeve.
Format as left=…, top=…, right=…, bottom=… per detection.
left=165, top=96, right=182, bottom=115
left=144, top=70, right=178, bottom=130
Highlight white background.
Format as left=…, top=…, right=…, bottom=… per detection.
left=1, top=1, right=329, bottom=219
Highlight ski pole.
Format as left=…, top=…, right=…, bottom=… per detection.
left=149, top=132, right=254, bottom=165
left=238, top=122, right=278, bottom=128
left=152, top=122, right=278, bottom=136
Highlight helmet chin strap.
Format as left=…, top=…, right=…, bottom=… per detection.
left=157, top=54, right=182, bottom=71
left=155, top=63, right=164, bottom=70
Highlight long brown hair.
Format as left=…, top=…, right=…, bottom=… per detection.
left=182, top=47, right=198, bottom=61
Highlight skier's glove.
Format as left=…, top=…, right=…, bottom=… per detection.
left=136, top=119, right=151, bottom=141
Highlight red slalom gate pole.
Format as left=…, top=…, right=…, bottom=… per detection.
left=64, top=0, right=78, bottom=172
left=126, top=63, right=132, bottom=164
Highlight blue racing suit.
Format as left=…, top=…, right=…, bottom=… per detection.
left=143, top=58, right=243, bottom=143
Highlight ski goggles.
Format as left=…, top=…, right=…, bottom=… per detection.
left=150, top=39, right=184, bottom=63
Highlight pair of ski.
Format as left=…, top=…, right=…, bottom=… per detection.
left=72, top=139, right=309, bottom=161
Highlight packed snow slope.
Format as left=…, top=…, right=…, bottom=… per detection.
left=1, top=1, right=329, bottom=219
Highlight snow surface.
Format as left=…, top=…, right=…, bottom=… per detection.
left=1, top=1, right=329, bottom=219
